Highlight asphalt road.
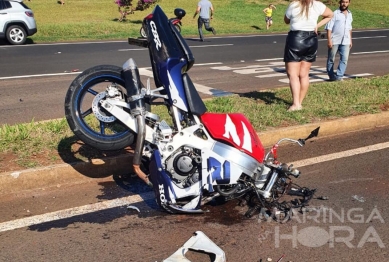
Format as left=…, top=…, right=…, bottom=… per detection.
left=0, top=29, right=389, bottom=125
left=0, top=126, right=388, bottom=261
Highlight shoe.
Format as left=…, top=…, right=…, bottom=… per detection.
left=328, top=75, right=336, bottom=81
left=200, top=38, right=204, bottom=42
left=211, top=28, right=216, bottom=35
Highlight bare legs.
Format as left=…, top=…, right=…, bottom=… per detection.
left=285, top=61, right=312, bottom=111
left=266, top=19, right=272, bottom=30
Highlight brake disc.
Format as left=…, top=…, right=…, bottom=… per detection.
left=92, top=92, right=116, bottom=123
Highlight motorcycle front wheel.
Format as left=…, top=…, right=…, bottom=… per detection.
left=64, top=65, right=136, bottom=151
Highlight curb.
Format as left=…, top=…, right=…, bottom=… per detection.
left=1, top=111, right=389, bottom=195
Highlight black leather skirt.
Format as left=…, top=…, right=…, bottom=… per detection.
left=283, top=30, right=318, bottom=63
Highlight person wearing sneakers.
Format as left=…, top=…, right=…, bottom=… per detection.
left=193, top=0, right=216, bottom=41
left=326, top=0, right=353, bottom=81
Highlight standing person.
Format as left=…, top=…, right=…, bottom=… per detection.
left=283, top=0, right=333, bottom=111
left=326, top=0, right=353, bottom=81
left=263, top=4, right=276, bottom=30
left=193, top=0, right=216, bottom=42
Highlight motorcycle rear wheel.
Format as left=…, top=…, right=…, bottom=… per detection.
left=64, top=65, right=136, bottom=151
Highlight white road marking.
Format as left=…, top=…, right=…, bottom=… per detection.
left=194, top=83, right=233, bottom=96
left=278, top=73, right=373, bottom=83
left=0, top=72, right=81, bottom=80
left=255, top=58, right=283, bottom=62
left=292, top=141, right=389, bottom=168
left=194, top=62, right=222, bottom=66
left=329, top=178, right=374, bottom=184
left=118, top=48, right=147, bottom=51
left=256, top=73, right=285, bottom=78
left=352, top=36, right=387, bottom=40
left=138, top=68, right=154, bottom=78
left=213, top=62, right=374, bottom=83
left=190, top=44, right=233, bottom=48
left=118, top=44, right=233, bottom=51
left=352, top=50, right=389, bottom=55
left=138, top=68, right=232, bottom=97
left=0, top=192, right=154, bottom=233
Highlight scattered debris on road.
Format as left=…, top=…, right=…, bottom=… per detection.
left=163, top=231, right=226, bottom=262
left=127, top=205, right=140, bottom=213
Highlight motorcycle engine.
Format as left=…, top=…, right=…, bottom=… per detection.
left=165, top=146, right=202, bottom=188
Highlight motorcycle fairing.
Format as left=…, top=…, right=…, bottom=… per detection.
left=149, top=150, right=203, bottom=213
left=200, top=144, right=259, bottom=192
left=144, top=5, right=194, bottom=112
left=201, top=113, right=265, bottom=162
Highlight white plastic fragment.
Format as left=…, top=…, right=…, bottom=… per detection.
left=163, top=231, right=226, bottom=262
left=352, top=195, right=365, bottom=203
left=127, top=205, right=140, bottom=212
left=10, top=172, right=20, bottom=178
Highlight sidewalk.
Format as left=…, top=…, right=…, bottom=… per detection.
left=1, top=111, right=389, bottom=196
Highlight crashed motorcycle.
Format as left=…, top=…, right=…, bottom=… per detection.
left=64, top=5, right=317, bottom=216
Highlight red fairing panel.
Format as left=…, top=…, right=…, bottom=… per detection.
left=201, top=113, right=265, bottom=162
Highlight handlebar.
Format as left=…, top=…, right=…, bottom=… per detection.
left=264, top=127, right=320, bottom=162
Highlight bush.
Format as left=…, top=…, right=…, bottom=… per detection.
left=114, top=0, right=159, bottom=21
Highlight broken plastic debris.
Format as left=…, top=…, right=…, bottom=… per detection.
left=317, top=196, right=329, bottom=200
left=163, top=231, right=226, bottom=262
left=352, top=195, right=365, bottom=202
left=276, top=254, right=285, bottom=262
left=10, top=172, right=20, bottom=178
left=127, top=205, right=140, bottom=213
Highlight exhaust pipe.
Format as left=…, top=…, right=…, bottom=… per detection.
left=122, top=58, right=152, bottom=187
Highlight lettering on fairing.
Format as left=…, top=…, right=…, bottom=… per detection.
left=223, top=114, right=252, bottom=152
left=150, top=21, right=162, bottom=51
left=159, top=184, right=167, bottom=203
left=207, top=157, right=231, bottom=184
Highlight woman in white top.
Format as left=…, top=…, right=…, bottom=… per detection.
left=283, top=0, right=333, bottom=111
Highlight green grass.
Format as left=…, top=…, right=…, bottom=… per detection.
left=26, top=0, right=389, bottom=43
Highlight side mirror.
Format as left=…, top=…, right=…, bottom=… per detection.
left=299, top=127, right=320, bottom=145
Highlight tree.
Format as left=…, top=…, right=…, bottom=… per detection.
left=114, top=0, right=159, bottom=22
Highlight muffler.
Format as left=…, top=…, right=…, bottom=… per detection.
left=122, top=58, right=152, bottom=186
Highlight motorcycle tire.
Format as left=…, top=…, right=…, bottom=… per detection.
left=140, top=26, right=147, bottom=38
left=65, top=65, right=142, bottom=151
